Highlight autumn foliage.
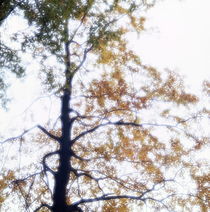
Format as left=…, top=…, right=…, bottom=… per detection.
left=0, top=0, right=209, bottom=211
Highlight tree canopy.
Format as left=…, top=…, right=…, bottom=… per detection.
left=0, top=0, right=209, bottom=211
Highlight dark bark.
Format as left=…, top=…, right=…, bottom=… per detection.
left=52, top=90, right=72, bottom=212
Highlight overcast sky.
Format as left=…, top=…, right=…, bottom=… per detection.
left=131, top=0, right=210, bottom=90
left=0, top=0, right=210, bottom=137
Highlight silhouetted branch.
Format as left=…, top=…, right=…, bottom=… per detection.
left=37, top=125, right=60, bottom=142
left=19, top=94, right=54, bottom=116
left=72, top=152, right=87, bottom=161
left=76, top=171, right=106, bottom=195
left=12, top=172, right=43, bottom=185
left=72, top=120, right=179, bottom=144
left=34, top=203, right=52, bottom=212
left=1, top=126, right=37, bottom=144
left=42, top=151, right=59, bottom=175
left=0, top=0, right=23, bottom=24
left=74, top=193, right=145, bottom=205
left=72, top=114, right=203, bottom=144
left=72, top=45, right=93, bottom=74
left=1, top=125, right=60, bottom=144
left=73, top=179, right=175, bottom=208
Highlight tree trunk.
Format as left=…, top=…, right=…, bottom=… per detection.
left=52, top=90, right=71, bottom=212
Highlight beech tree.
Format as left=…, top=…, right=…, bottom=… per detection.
left=0, top=0, right=209, bottom=211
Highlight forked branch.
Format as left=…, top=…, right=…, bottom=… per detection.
left=71, top=120, right=182, bottom=144
left=37, top=125, right=60, bottom=142
left=42, top=151, right=59, bottom=175
left=1, top=125, right=60, bottom=144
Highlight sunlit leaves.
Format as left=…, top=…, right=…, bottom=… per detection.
left=0, top=171, right=15, bottom=207
left=102, top=199, right=129, bottom=212
left=191, top=173, right=210, bottom=211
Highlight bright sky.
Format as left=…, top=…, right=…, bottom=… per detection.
left=131, top=0, right=210, bottom=90
left=0, top=0, right=210, bottom=138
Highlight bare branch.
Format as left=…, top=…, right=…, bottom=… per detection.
left=1, top=126, right=37, bottom=144
left=73, top=179, right=175, bottom=208
left=42, top=151, right=59, bottom=175
left=37, top=125, right=60, bottom=142
left=19, top=94, right=54, bottom=116
left=12, top=172, right=43, bottom=189
left=34, top=203, right=52, bottom=212
left=72, top=153, right=87, bottom=161
left=72, top=45, right=93, bottom=74
left=1, top=125, right=60, bottom=144
left=75, top=171, right=106, bottom=195
left=71, top=123, right=103, bottom=144
left=70, top=9, right=89, bottom=41
left=73, top=193, right=145, bottom=205
left=71, top=120, right=179, bottom=144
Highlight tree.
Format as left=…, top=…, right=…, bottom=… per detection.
left=0, top=0, right=209, bottom=211
left=0, top=0, right=21, bottom=24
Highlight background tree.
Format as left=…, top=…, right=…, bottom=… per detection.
left=0, top=0, right=21, bottom=24
left=0, top=0, right=209, bottom=211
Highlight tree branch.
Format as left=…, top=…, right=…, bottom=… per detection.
left=34, top=203, right=52, bottom=212
left=37, top=125, right=60, bottom=142
left=73, top=179, right=175, bottom=207
left=0, top=0, right=23, bottom=24
left=72, top=45, right=93, bottom=74
left=1, top=125, right=60, bottom=144
left=42, top=151, right=59, bottom=175
left=1, top=126, right=37, bottom=144
left=73, top=193, right=145, bottom=206
left=71, top=120, right=179, bottom=144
